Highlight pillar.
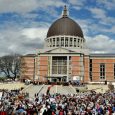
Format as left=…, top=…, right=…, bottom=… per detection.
left=72, top=37, right=74, bottom=47
left=67, top=56, right=69, bottom=82
left=50, top=56, right=52, bottom=81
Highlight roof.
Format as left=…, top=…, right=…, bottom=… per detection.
left=47, top=6, right=84, bottom=38
left=90, top=53, right=115, bottom=57
left=22, top=54, right=36, bottom=57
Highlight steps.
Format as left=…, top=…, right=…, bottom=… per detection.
left=22, top=85, right=84, bottom=98
left=50, top=85, right=77, bottom=95
left=22, top=84, right=44, bottom=98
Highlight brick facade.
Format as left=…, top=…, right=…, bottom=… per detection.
left=20, top=54, right=115, bottom=83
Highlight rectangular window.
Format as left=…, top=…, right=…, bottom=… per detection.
left=57, top=38, right=59, bottom=47
left=52, top=57, right=67, bottom=74
left=52, top=66, right=57, bottom=74
left=74, top=38, right=76, bottom=47
left=53, top=38, right=55, bottom=47
left=78, top=39, right=80, bottom=47
left=65, top=38, right=68, bottom=47
left=89, top=59, right=92, bottom=81
left=100, top=63, right=105, bottom=79
left=70, top=38, right=72, bottom=47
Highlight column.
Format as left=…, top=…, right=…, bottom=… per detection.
left=78, top=39, right=80, bottom=47
left=64, top=36, right=65, bottom=47
left=37, top=54, right=40, bottom=80
left=80, top=55, right=84, bottom=81
left=51, top=38, right=52, bottom=47
left=83, top=39, right=85, bottom=48
left=68, top=38, right=70, bottom=47
left=72, top=37, right=74, bottom=47
left=59, top=37, right=61, bottom=47
left=33, top=57, right=36, bottom=81
left=76, top=37, right=78, bottom=47
left=50, top=38, right=51, bottom=47
left=54, top=38, right=55, bottom=47
left=79, top=38, right=81, bottom=48
left=48, top=56, right=50, bottom=77
left=50, top=56, right=52, bottom=81
left=67, top=56, right=69, bottom=82
left=80, top=39, right=83, bottom=48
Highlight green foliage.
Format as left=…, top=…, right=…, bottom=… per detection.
left=108, top=82, right=114, bottom=91
left=0, top=77, right=7, bottom=81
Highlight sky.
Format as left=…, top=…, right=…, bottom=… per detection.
left=0, top=0, right=115, bottom=56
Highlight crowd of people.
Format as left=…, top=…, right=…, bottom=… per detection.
left=0, top=86, right=115, bottom=115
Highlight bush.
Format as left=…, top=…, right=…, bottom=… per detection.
left=108, top=82, right=114, bottom=91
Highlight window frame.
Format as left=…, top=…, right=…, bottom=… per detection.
left=100, top=63, right=105, bottom=80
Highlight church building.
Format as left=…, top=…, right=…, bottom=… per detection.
left=21, top=6, right=115, bottom=83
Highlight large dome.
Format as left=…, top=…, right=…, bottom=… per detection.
left=47, top=6, right=84, bottom=38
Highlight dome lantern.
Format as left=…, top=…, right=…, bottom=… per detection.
left=62, top=5, right=68, bottom=18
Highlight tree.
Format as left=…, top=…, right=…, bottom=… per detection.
left=0, top=55, right=11, bottom=78
left=0, top=54, right=21, bottom=80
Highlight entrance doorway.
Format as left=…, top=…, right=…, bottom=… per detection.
left=52, top=56, right=67, bottom=75
left=51, top=78, right=61, bottom=82
left=63, top=76, right=67, bottom=82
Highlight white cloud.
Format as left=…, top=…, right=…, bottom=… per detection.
left=88, top=7, right=115, bottom=27
left=99, top=17, right=115, bottom=26
left=89, top=8, right=106, bottom=19
left=97, top=0, right=115, bottom=10
left=22, top=28, right=48, bottom=41
left=68, top=0, right=85, bottom=10
left=0, top=0, right=38, bottom=14
left=0, top=26, right=49, bottom=56
left=100, top=26, right=115, bottom=34
left=0, top=0, right=64, bottom=14
left=68, top=0, right=84, bottom=6
left=86, top=35, right=115, bottom=53
left=0, top=0, right=115, bottom=56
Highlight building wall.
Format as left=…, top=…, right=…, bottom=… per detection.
left=84, top=56, right=89, bottom=82
left=20, top=56, right=35, bottom=80
left=20, top=54, right=115, bottom=83
left=90, top=57, right=115, bottom=82
left=38, top=56, right=48, bottom=82
left=71, top=56, right=81, bottom=77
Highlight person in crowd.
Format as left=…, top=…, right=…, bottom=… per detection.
left=0, top=88, right=115, bottom=115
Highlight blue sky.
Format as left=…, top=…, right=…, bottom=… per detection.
left=0, top=0, right=115, bottom=56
